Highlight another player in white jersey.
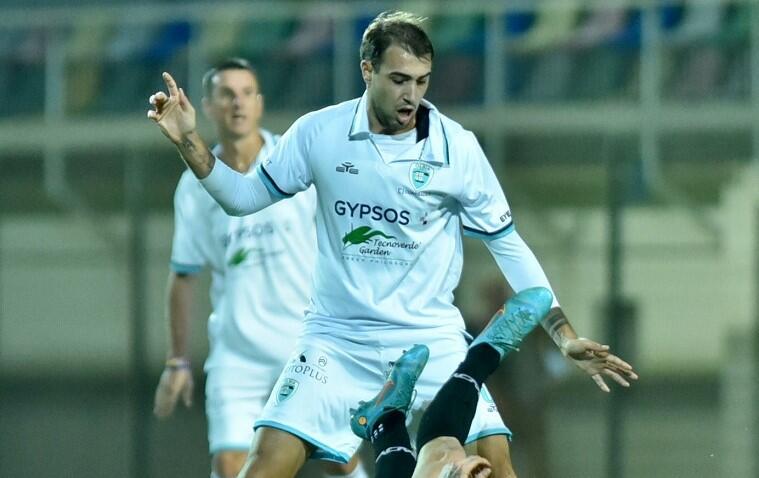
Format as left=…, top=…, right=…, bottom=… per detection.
left=148, top=13, right=638, bottom=478
left=151, top=58, right=325, bottom=478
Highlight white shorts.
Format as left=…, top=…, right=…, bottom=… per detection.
left=254, top=329, right=510, bottom=463
left=205, top=364, right=282, bottom=454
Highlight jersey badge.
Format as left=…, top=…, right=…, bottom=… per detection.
left=409, top=161, right=434, bottom=190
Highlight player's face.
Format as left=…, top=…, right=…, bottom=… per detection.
left=203, top=69, right=263, bottom=139
left=363, top=44, right=431, bottom=135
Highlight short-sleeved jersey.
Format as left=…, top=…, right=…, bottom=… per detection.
left=255, top=93, right=513, bottom=335
left=170, top=129, right=318, bottom=371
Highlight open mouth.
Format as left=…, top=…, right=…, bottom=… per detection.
left=397, top=106, right=415, bottom=123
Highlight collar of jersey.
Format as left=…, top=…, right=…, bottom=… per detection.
left=211, top=128, right=274, bottom=177
left=348, top=91, right=449, bottom=166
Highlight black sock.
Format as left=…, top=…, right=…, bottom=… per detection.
left=415, top=344, right=501, bottom=450
left=457, top=343, right=501, bottom=386
left=370, top=411, right=417, bottom=478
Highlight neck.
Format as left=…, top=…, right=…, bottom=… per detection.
left=217, top=130, right=263, bottom=173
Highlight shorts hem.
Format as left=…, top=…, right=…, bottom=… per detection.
left=209, top=444, right=251, bottom=455
left=254, top=420, right=351, bottom=464
left=464, top=427, right=512, bottom=444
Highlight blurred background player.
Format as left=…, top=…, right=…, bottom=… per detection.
left=147, top=11, right=638, bottom=478
left=152, top=58, right=364, bottom=478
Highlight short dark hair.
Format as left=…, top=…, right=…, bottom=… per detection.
left=201, top=58, right=258, bottom=98
left=359, top=11, right=434, bottom=70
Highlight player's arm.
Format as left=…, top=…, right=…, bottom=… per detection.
left=461, top=131, right=637, bottom=392
left=147, top=72, right=275, bottom=216
left=485, top=232, right=638, bottom=392
left=154, top=271, right=196, bottom=417
left=147, top=72, right=214, bottom=178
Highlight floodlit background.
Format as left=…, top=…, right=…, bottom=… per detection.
left=0, top=1, right=757, bottom=477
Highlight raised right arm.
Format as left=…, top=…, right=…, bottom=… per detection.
left=147, top=72, right=215, bottom=177
left=148, top=72, right=274, bottom=215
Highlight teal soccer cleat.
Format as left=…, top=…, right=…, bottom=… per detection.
left=470, top=287, right=553, bottom=360
left=350, top=344, right=430, bottom=440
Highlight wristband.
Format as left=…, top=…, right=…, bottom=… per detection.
left=165, top=357, right=191, bottom=369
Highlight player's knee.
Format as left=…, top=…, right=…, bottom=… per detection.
left=420, top=436, right=466, bottom=463
left=473, top=435, right=514, bottom=478
left=430, top=436, right=463, bottom=454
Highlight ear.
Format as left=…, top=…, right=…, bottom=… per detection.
left=201, top=97, right=211, bottom=118
left=360, top=60, right=373, bottom=87
left=254, top=94, right=264, bottom=119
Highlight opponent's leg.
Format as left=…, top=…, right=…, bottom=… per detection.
left=412, top=436, right=469, bottom=478
left=414, top=287, right=553, bottom=478
left=350, top=345, right=430, bottom=478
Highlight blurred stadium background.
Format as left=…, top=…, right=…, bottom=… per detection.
left=0, top=0, right=757, bottom=477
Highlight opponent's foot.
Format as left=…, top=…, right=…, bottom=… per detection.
left=350, top=344, right=430, bottom=440
left=470, top=287, right=553, bottom=360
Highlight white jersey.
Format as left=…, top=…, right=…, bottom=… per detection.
left=170, top=129, right=317, bottom=372
left=253, top=93, right=515, bottom=336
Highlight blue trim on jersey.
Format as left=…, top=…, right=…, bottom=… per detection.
left=441, top=122, right=450, bottom=165
left=465, top=426, right=513, bottom=444
left=208, top=443, right=251, bottom=455
left=347, top=99, right=362, bottom=139
left=462, top=221, right=515, bottom=240
left=257, top=165, right=295, bottom=199
left=170, top=261, right=203, bottom=275
left=253, top=420, right=351, bottom=464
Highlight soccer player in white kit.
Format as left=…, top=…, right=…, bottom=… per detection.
left=151, top=58, right=338, bottom=478
left=148, top=13, right=638, bottom=478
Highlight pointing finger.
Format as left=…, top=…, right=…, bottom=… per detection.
left=163, top=71, right=180, bottom=98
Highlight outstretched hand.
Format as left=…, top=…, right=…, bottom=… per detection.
left=562, top=337, right=638, bottom=392
left=147, top=72, right=197, bottom=144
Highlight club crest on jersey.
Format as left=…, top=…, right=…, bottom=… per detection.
left=276, top=378, right=299, bottom=404
left=409, top=162, right=434, bottom=190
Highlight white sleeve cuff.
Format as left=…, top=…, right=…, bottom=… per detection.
left=485, top=230, right=560, bottom=309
